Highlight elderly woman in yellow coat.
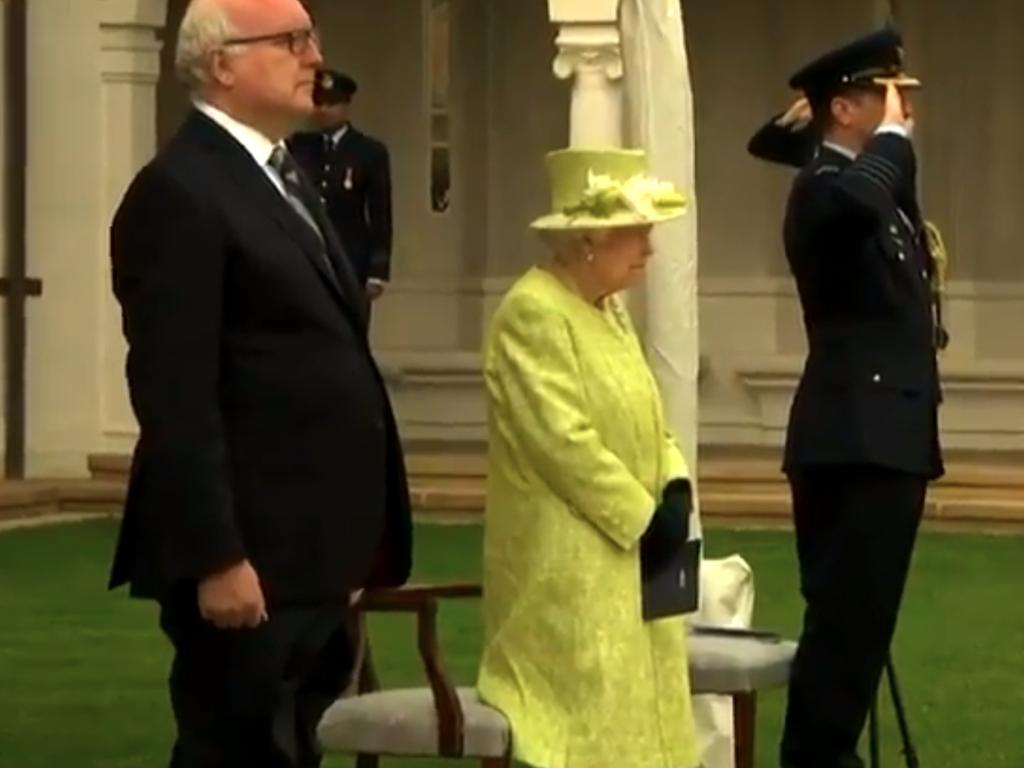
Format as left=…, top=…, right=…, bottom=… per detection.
left=476, top=148, right=700, bottom=768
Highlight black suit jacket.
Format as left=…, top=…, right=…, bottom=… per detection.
left=108, top=110, right=412, bottom=606
left=289, top=125, right=392, bottom=286
left=782, top=133, right=943, bottom=479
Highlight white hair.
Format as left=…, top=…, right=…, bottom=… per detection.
left=174, top=0, right=242, bottom=91
left=538, top=228, right=611, bottom=264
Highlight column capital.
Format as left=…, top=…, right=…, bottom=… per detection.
left=98, top=0, right=167, bottom=28
left=551, top=23, right=623, bottom=83
left=99, top=0, right=167, bottom=84
left=547, top=0, right=619, bottom=24
left=546, top=0, right=623, bottom=147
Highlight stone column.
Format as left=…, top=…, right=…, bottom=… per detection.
left=24, top=0, right=165, bottom=475
left=0, top=2, right=9, bottom=447
left=620, top=0, right=700, bottom=525
left=547, top=0, right=623, bottom=147
left=0, top=3, right=8, bottom=269
left=97, top=0, right=167, bottom=450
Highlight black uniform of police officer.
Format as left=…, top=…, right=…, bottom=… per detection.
left=750, top=29, right=943, bottom=768
left=289, top=70, right=392, bottom=298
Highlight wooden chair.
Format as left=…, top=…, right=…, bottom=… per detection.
left=687, top=628, right=797, bottom=768
left=317, top=583, right=512, bottom=767
left=317, top=584, right=796, bottom=768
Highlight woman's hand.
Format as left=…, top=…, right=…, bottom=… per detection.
left=639, top=479, right=693, bottom=578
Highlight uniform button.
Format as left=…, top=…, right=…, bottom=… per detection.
left=872, top=373, right=882, bottom=383
left=921, top=269, right=928, bottom=280
left=890, top=224, right=899, bottom=235
left=898, top=251, right=906, bottom=261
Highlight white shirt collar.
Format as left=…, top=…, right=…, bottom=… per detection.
left=821, top=139, right=858, bottom=161
left=330, top=123, right=350, bottom=145
left=195, top=100, right=281, bottom=167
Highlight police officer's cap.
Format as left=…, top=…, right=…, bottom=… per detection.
left=789, top=27, right=920, bottom=104
left=314, top=69, right=358, bottom=106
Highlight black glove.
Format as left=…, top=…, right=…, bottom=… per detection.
left=639, top=478, right=693, bottom=579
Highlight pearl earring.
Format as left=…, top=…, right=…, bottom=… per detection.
left=585, top=251, right=595, bottom=263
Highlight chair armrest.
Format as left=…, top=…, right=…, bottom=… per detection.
left=357, top=581, right=482, bottom=610
left=349, top=581, right=482, bottom=757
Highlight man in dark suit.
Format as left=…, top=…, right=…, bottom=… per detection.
left=754, top=29, right=944, bottom=768
left=289, top=69, right=393, bottom=308
left=107, top=1, right=411, bottom=765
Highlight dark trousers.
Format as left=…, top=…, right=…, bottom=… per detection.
left=780, top=465, right=926, bottom=768
left=159, top=591, right=354, bottom=768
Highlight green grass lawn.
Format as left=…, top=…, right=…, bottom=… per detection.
left=0, top=519, right=1021, bottom=767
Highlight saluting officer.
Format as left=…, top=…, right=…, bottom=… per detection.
left=754, top=28, right=944, bottom=768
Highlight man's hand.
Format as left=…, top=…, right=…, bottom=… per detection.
left=198, top=560, right=267, bottom=629
left=776, top=95, right=812, bottom=132
left=883, top=82, right=914, bottom=136
left=366, top=280, right=385, bottom=302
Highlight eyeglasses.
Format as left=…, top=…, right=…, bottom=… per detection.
left=222, top=27, right=321, bottom=56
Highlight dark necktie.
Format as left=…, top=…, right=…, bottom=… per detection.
left=268, top=146, right=326, bottom=243
left=268, top=146, right=338, bottom=281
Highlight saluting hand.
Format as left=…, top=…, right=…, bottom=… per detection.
left=776, top=95, right=812, bottom=132
left=883, top=82, right=914, bottom=136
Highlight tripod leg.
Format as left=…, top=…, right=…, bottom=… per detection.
left=885, top=657, right=920, bottom=768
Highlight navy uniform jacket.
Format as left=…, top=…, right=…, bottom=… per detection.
left=289, top=126, right=392, bottom=286
left=781, top=132, right=943, bottom=479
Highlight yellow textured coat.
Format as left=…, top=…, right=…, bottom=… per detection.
left=476, top=267, right=699, bottom=768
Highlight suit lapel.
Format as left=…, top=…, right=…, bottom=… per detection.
left=293, top=167, right=366, bottom=310
left=187, top=111, right=366, bottom=329
left=233, top=151, right=343, bottom=298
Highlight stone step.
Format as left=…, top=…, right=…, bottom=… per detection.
left=407, top=478, right=1024, bottom=527
left=409, top=451, right=1024, bottom=490
left=84, top=451, right=1024, bottom=533
left=0, top=479, right=125, bottom=523
left=88, top=449, right=1024, bottom=487
left=86, top=453, right=131, bottom=481
left=0, top=483, right=59, bottom=522
left=697, top=450, right=1024, bottom=489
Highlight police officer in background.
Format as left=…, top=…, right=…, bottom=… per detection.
left=754, top=29, right=944, bottom=768
left=290, top=69, right=393, bottom=310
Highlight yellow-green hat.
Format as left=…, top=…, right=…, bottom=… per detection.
left=530, top=148, right=687, bottom=231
